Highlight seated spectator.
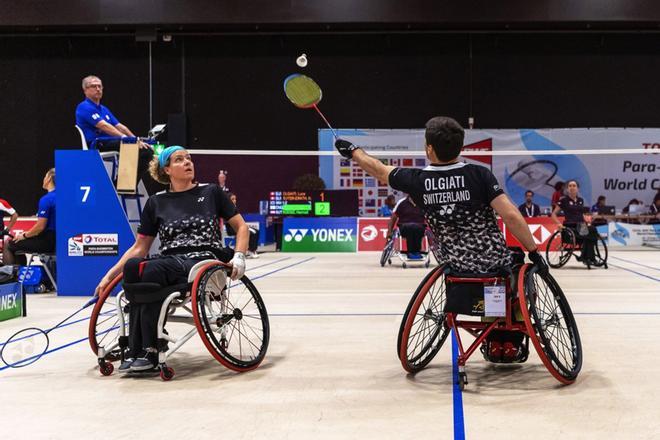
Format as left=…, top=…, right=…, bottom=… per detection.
left=622, top=199, right=641, bottom=215
left=387, top=195, right=426, bottom=260
left=517, top=190, right=541, bottom=217
left=379, top=195, right=396, bottom=217
left=3, top=169, right=56, bottom=266
left=75, top=75, right=154, bottom=191
left=551, top=181, right=565, bottom=211
left=226, top=193, right=259, bottom=258
left=0, top=197, right=18, bottom=237
left=591, top=195, right=607, bottom=213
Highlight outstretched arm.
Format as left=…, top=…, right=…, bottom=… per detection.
left=335, top=139, right=395, bottom=184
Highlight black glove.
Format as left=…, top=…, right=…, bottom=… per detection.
left=528, top=250, right=549, bottom=276
left=1, top=227, right=9, bottom=236
left=335, top=139, right=359, bottom=159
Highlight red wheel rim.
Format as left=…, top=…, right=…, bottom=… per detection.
left=88, top=273, right=123, bottom=355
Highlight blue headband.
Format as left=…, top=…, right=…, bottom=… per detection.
left=159, top=146, right=185, bottom=169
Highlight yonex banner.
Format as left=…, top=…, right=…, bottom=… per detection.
left=0, top=282, right=23, bottom=322
left=282, top=217, right=357, bottom=252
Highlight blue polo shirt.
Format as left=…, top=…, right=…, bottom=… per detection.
left=37, top=191, right=56, bottom=231
left=75, top=98, right=120, bottom=145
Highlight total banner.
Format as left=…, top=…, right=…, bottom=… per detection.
left=608, top=222, right=660, bottom=247
left=282, top=217, right=357, bottom=252
left=320, top=128, right=659, bottom=214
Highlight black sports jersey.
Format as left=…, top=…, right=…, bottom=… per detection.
left=138, top=183, right=238, bottom=259
left=557, top=196, right=586, bottom=224
left=389, top=162, right=511, bottom=273
left=393, top=197, right=425, bottom=224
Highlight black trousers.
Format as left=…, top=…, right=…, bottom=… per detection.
left=7, top=230, right=55, bottom=266
left=399, top=223, right=425, bottom=254
left=123, top=256, right=203, bottom=358
left=565, top=224, right=599, bottom=262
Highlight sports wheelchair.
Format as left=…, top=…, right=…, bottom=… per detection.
left=88, top=260, right=269, bottom=381
left=380, top=228, right=441, bottom=269
left=397, top=259, right=582, bottom=389
left=545, top=225, right=608, bottom=269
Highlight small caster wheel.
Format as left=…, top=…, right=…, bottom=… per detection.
left=425, top=261, right=430, bottom=268
left=388, top=259, right=392, bottom=265
left=604, top=263, right=608, bottom=269
left=458, top=372, right=468, bottom=391
left=160, top=366, right=175, bottom=381
left=402, top=263, right=407, bottom=269
left=380, top=262, right=385, bottom=267
left=99, top=362, right=114, bottom=376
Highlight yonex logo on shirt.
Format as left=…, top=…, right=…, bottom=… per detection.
left=197, top=197, right=205, bottom=202
left=92, top=113, right=100, bottom=120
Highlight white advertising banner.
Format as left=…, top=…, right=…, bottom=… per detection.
left=608, top=222, right=660, bottom=247
left=320, top=128, right=660, bottom=214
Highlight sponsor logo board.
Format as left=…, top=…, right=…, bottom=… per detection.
left=67, top=233, right=119, bottom=256
left=282, top=218, right=357, bottom=252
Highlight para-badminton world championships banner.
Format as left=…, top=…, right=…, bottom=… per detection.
left=319, top=128, right=659, bottom=214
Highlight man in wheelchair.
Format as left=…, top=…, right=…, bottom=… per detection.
left=335, top=116, right=549, bottom=364
left=94, top=146, right=250, bottom=373
left=387, top=195, right=426, bottom=260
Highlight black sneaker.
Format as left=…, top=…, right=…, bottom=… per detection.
left=118, top=358, right=135, bottom=373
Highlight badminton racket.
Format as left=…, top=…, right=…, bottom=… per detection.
left=283, top=74, right=339, bottom=138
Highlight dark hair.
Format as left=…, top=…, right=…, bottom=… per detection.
left=525, top=190, right=534, bottom=196
left=424, top=116, right=465, bottom=161
left=566, top=179, right=580, bottom=188
left=554, top=181, right=565, bottom=191
left=597, top=195, right=606, bottom=202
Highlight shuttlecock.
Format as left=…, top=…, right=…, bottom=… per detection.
left=296, top=54, right=308, bottom=68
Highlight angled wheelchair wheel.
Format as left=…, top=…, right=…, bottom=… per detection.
left=546, top=228, right=574, bottom=268
left=591, top=235, right=608, bottom=268
left=397, top=265, right=450, bottom=373
left=192, top=263, right=270, bottom=372
left=380, top=238, right=395, bottom=267
left=88, top=274, right=129, bottom=362
left=517, top=264, right=582, bottom=384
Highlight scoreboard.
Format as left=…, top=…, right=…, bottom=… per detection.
left=268, top=190, right=358, bottom=217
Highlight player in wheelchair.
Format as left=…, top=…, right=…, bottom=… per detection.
left=379, top=195, right=432, bottom=268
left=334, top=116, right=581, bottom=388
left=548, top=179, right=608, bottom=269
left=90, top=146, right=269, bottom=380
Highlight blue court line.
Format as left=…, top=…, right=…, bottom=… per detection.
left=0, top=257, right=293, bottom=349
left=0, top=257, right=315, bottom=373
left=608, top=263, right=660, bottom=283
left=451, top=329, right=466, bottom=440
left=609, top=256, right=660, bottom=272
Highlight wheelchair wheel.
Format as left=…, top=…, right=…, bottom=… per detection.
left=546, top=228, right=574, bottom=268
left=591, top=235, right=608, bottom=268
left=380, top=238, right=395, bottom=267
left=88, top=274, right=128, bottom=362
left=398, top=265, right=450, bottom=373
left=192, top=263, right=270, bottom=372
left=517, top=264, right=582, bottom=384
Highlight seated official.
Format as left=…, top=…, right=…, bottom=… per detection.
left=3, top=169, right=56, bottom=266
left=387, top=195, right=426, bottom=260
left=94, top=146, right=249, bottom=373
left=517, top=190, right=541, bottom=217
left=75, top=75, right=153, bottom=190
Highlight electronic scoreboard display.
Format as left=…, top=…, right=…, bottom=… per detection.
left=268, top=190, right=358, bottom=217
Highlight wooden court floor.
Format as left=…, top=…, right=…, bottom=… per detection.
left=1, top=250, right=658, bottom=439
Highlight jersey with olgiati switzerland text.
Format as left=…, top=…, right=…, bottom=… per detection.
left=389, top=162, right=511, bottom=272
left=138, top=183, right=238, bottom=259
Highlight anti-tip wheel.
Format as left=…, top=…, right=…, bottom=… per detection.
left=160, top=366, right=175, bottom=381
left=458, top=372, right=468, bottom=391
left=402, top=262, right=407, bottom=269
left=99, top=362, right=114, bottom=376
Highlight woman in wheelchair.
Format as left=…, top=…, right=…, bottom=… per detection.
left=94, top=146, right=250, bottom=373
left=550, top=179, right=600, bottom=267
